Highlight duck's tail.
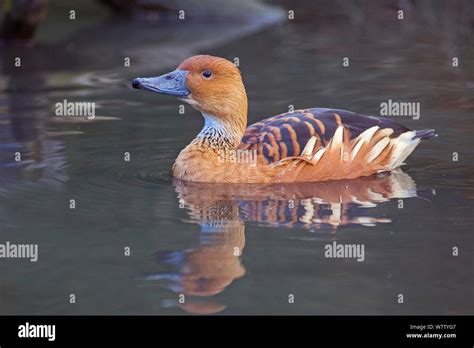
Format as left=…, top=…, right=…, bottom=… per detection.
left=414, top=128, right=437, bottom=140
left=388, top=129, right=437, bottom=168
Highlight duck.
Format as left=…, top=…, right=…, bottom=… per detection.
left=132, top=55, right=436, bottom=183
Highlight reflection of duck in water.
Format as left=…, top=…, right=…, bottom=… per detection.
left=145, top=198, right=246, bottom=314
left=133, top=55, right=436, bottom=183
left=146, top=171, right=421, bottom=314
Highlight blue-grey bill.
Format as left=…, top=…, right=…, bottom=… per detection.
left=132, top=69, right=190, bottom=97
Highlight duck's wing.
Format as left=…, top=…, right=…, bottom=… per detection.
left=240, top=108, right=412, bottom=164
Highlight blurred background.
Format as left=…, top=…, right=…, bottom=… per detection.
left=0, top=0, right=473, bottom=315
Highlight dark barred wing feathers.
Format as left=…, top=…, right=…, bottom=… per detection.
left=240, top=108, right=411, bottom=164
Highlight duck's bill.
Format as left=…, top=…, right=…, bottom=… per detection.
left=132, top=69, right=190, bottom=97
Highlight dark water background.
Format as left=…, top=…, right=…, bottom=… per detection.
left=0, top=0, right=473, bottom=314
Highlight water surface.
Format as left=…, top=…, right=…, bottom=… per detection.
left=0, top=1, right=473, bottom=315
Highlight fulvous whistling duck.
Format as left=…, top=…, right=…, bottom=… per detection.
left=132, top=55, right=436, bottom=183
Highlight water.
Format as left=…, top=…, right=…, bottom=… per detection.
left=0, top=1, right=473, bottom=315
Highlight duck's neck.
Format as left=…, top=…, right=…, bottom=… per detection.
left=192, top=111, right=246, bottom=150
left=173, top=105, right=249, bottom=181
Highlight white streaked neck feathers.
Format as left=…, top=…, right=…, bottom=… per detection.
left=195, top=112, right=242, bottom=149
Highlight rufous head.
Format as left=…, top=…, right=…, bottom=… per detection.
left=133, top=55, right=248, bottom=133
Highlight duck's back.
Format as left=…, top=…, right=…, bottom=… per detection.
left=240, top=108, right=412, bottom=164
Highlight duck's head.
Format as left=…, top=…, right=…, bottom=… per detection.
left=133, top=55, right=248, bottom=138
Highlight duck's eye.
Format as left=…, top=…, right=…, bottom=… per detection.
left=202, top=70, right=212, bottom=79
